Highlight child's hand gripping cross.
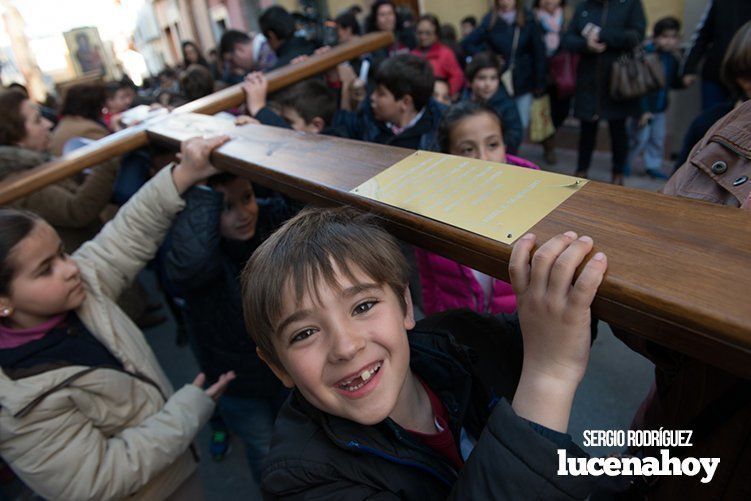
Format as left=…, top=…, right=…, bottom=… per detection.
left=509, top=232, right=608, bottom=433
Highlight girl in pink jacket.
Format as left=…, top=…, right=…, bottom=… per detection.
left=416, top=101, right=539, bottom=315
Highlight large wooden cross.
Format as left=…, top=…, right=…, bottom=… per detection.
left=1, top=33, right=750, bottom=377
left=144, top=115, right=751, bottom=378
left=0, top=32, right=393, bottom=204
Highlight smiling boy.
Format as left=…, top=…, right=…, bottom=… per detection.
left=242, top=207, right=607, bottom=498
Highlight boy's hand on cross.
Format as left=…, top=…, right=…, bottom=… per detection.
left=172, top=135, right=231, bottom=194
left=241, top=72, right=268, bottom=117
left=508, top=232, right=607, bottom=432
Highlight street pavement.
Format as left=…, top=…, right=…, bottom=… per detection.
left=143, top=137, right=667, bottom=498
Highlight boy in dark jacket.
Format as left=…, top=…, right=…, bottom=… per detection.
left=627, top=17, right=684, bottom=180
left=240, top=72, right=345, bottom=136
left=334, top=54, right=446, bottom=150
left=164, top=172, right=298, bottom=486
left=241, top=207, right=607, bottom=499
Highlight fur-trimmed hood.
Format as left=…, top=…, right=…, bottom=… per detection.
left=0, top=145, right=51, bottom=181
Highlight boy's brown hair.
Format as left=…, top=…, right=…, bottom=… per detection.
left=276, top=79, right=337, bottom=126
left=241, top=207, right=410, bottom=366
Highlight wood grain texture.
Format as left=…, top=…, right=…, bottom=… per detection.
left=146, top=118, right=751, bottom=377
left=0, top=32, right=393, bottom=205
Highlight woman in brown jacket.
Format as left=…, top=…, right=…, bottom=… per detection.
left=0, top=88, right=118, bottom=252
left=0, top=88, right=160, bottom=324
left=606, top=101, right=750, bottom=500
left=50, top=82, right=111, bottom=156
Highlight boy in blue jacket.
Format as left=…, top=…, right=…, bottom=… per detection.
left=239, top=72, right=345, bottom=136
left=241, top=207, right=607, bottom=499
left=334, top=54, right=446, bottom=150
left=627, top=17, right=684, bottom=179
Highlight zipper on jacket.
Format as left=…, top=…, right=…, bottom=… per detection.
left=345, top=440, right=454, bottom=487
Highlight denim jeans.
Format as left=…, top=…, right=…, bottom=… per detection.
left=627, top=111, right=666, bottom=175
left=514, top=92, right=533, bottom=131
left=218, top=392, right=287, bottom=483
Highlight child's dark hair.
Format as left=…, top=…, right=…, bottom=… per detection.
left=105, top=80, right=130, bottom=98
left=721, top=20, right=751, bottom=98
left=335, top=11, right=361, bottom=36
left=653, top=16, right=680, bottom=38
left=0, top=209, right=41, bottom=296
left=7, top=83, right=28, bottom=96
left=461, top=16, right=477, bottom=28
left=180, top=64, right=215, bottom=101
left=219, top=30, right=251, bottom=57
left=61, top=83, right=107, bottom=121
left=277, top=79, right=337, bottom=126
left=158, top=68, right=178, bottom=81
left=259, top=6, right=296, bottom=42
left=465, top=52, right=501, bottom=83
left=207, top=171, right=238, bottom=189
left=241, top=207, right=410, bottom=366
left=532, top=0, right=566, bottom=7
left=437, top=100, right=501, bottom=153
left=374, top=54, right=434, bottom=111
left=440, top=24, right=457, bottom=44
left=0, top=89, right=29, bottom=146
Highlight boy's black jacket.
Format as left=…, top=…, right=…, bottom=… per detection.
left=333, top=98, right=446, bottom=151
left=261, top=310, right=592, bottom=500
left=165, top=187, right=299, bottom=397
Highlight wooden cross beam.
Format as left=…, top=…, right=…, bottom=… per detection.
left=0, top=32, right=393, bottom=205
left=146, top=114, right=751, bottom=378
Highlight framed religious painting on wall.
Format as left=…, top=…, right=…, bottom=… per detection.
left=64, top=27, right=114, bottom=79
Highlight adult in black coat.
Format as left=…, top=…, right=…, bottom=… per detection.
left=562, top=0, right=646, bottom=184
left=681, top=0, right=751, bottom=110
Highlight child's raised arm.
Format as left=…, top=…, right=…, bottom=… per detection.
left=509, top=232, right=607, bottom=433
left=74, top=136, right=229, bottom=301
left=242, top=72, right=269, bottom=117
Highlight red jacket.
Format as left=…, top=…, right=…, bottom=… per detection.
left=411, top=43, right=465, bottom=96
left=415, top=155, right=540, bottom=316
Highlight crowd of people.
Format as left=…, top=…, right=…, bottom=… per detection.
left=0, top=0, right=750, bottom=500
